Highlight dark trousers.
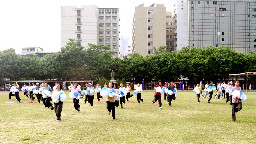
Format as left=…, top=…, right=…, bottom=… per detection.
left=197, top=94, right=200, bottom=102
left=106, top=101, right=115, bottom=119
left=120, top=96, right=125, bottom=108
left=97, top=92, right=102, bottom=101
left=208, top=91, right=213, bottom=102
left=88, top=95, right=94, bottom=106
left=54, top=102, right=63, bottom=120
left=126, top=92, right=131, bottom=101
left=137, top=93, right=143, bottom=103
left=168, top=94, right=175, bottom=106
left=9, top=92, right=15, bottom=99
left=164, top=93, right=167, bottom=100
left=30, top=91, right=34, bottom=100
left=152, top=95, right=162, bottom=107
left=45, top=97, right=53, bottom=109
left=24, top=92, right=29, bottom=97
left=36, top=94, right=42, bottom=103
left=222, top=90, right=226, bottom=98
left=73, top=98, right=80, bottom=111
left=115, top=100, right=119, bottom=107
left=226, top=93, right=230, bottom=103
left=84, top=95, right=89, bottom=104
left=232, top=102, right=242, bottom=121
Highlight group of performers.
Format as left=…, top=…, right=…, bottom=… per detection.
left=8, top=80, right=245, bottom=122
left=194, top=80, right=246, bottom=121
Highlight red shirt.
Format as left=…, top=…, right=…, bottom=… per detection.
left=154, top=85, right=162, bottom=96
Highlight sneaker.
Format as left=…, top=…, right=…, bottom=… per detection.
left=141, top=99, right=143, bottom=102
left=56, top=118, right=61, bottom=121
left=159, top=107, right=162, bottom=109
left=208, top=101, right=210, bottom=103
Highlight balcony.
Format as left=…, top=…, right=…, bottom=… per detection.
left=76, top=30, right=82, bottom=33
left=77, top=14, right=82, bottom=17
left=76, top=22, right=82, bottom=25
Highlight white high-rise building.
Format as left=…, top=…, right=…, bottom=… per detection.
left=61, top=6, right=120, bottom=56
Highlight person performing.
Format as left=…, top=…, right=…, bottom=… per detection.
left=42, top=83, right=54, bottom=110
left=230, top=81, right=245, bottom=121
left=126, top=83, right=132, bottom=101
left=135, top=83, right=143, bottom=103
left=225, top=82, right=232, bottom=104
left=96, top=83, right=102, bottom=101
left=87, top=83, right=95, bottom=107
left=202, top=82, right=209, bottom=98
left=194, top=83, right=202, bottom=103
left=103, top=82, right=117, bottom=119
left=208, top=81, right=215, bottom=103
left=152, top=81, right=163, bottom=109
left=52, top=83, right=66, bottom=121
left=167, top=82, right=176, bottom=106
left=69, top=83, right=81, bottom=112
left=119, top=83, right=126, bottom=108
left=34, top=83, right=42, bottom=103
left=163, top=82, right=168, bottom=101
left=9, top=83, right=21, bottom=102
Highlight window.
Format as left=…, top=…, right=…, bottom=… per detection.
left=166, top=16, right=171, bottom=18
left=112, top=16, right=117, bottom=20
left=77, top=18, right=81, bottom=23
left=166, top=22, right=172, bottom=25
left=166, top=35, right=172, bottom=39
left=198, top=1, right=200, bottom=4
left=99, top=9, right=104, bottom=14
left=220, top=8, right=226, bottom=11
left=254, top=45, right=256, bottom=48
left=99, top=23, right=104, bottom=27
left=112, top=9, right=118, bottom=14
left=213, top=1, right=217, bottom=4
left=112, top=45, right=117, bottom=49
left=166, top=42, right=172, bottom=45
left=148, top=18, right=153, bottom=23
left=99, top=31, right=104, bottom=35
left=106, top=38, right=111, bottom=42
left=112, top=23, right=117, bottom=27
left=105, top=23, right=111, bottom=27
left=222, top=38, right=224, bottom=41
left=253, top=8, right=256, bottom=12
left=148, top=26, right=153, bottom=30
left=148, top=42, right=153, bottom=46
left=77, top=34, right=81, bottom=39
left=112, top=31, right=117, bottom=34
left=99, top=16, right=104, bottom=20
left=222, top=32, right=224, bottom=35
left=166, top=28, right=172, bottom=32
left=254, top=39, right=256, bottom=42
left=105, top=31, right=111, bottom=35
left=148, top=49, right=153, bottom=54
left=207, top=1, right=209, bottom=4
left=99, top=38, right=104, bottom=42
left=105, top=9, right=111, bottom=14
left=191, top=1, right=193, bottom=4
left=216, top=44, right=218, bottom=47
left=112, top=38, right=117, bottom=42
left=148, top=10, right=153, bottom=15
left=148, top=34, right=153, bottom=38
left=77, top=26, right=81, bottom=31
left=106, top=16, right=111, bottom=20
left=252, top=15, right=256, bottom=18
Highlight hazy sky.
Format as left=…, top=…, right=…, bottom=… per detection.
left=0, top=0, right=173, bottom=54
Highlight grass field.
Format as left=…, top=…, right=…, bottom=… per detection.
left=0, top=91, right=255, bottom=144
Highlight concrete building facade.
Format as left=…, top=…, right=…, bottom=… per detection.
left=61, top=6, right=119, bottom=56
left=132, top=4, right=167, bottom=56
left=166, top=12, right=175, bottom=51
left=174, top=0, right=256, bottom=54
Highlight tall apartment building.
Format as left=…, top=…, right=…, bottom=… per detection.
left=174, top=0, right=256, bottom=54
left=132, top=4, right=167, bottom=56
left=61, top=6, right=119, bottom=57
left=166, top=12, right=175, bottom=51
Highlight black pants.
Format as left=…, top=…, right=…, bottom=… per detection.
left=208, top=91, right=213, bottom=102
left=226, top=93, right=230, bottom=103
left=97, top=92, right=102, bottom=101
left=30, top=91, right=35, bottom=100
left=152, top=95, right=162, bottom=107
left=84, top=95, right=89, bottom=104
left=222, top=90, right=226, bottom=98
left=36, top=94, right=42, bottom=103
left=232, top=102, right=242, bottom=121
left=168, top=94, right=175, bottom=106
left=88, top=95, right=94, bottom=106
left=9, top=92, right=15, bottom=99
left=120, top=96, right=125, bottom=108
left=73, top=98, right=80, bottom=111
left=126, top=92, right=131, bottom=101
left=107, top=101, right=115, bottom=119
left=137, top=93, right=143, bottom=103
left=45, top=97, right=53, bottom=109
left=115, top=100, right=119, bottom=107
left=54, top=102, right=63, bottom=120
left=230, top=96, right=232, bottom=105
left=164, top=93, right=167, bottom=100
left=197, top=94, right=200, bottom=102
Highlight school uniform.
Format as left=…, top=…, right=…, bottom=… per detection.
left=52, top=90, right=66, bottom=121
left=216, top=84, right=222, bottom=99
left=230, top=87, right=242, bottom=121
left=203, top=84, right=209, bottom=98
left=168, top=85, right=176, bottom=106
left=35, top=86, right=42, bottom=103
left=87, top=87, right=95, bottom=106
left=96, top=86, right=102, bottom=101
left=225, top=85, right=232, bottom=103
left=135, top=86, right=143, bottom=103
left=221, top=83, right=226, bottom=98
left=115, top=89, right=120, bottom=107
left=9, top=86, right=21, bottom=102
left=126, top=86, right=132, bottom=101
left=70, top=88, right=81, bottom=112
left=194, top=86, right=201, bottom=103
left=119, top=87, right=126, bottom=108
left=29, top=86, right=35, bottom=100
left=106, top=88, right=116, bottom=119
left=208, top=85, right=214, bottom=103
left=84, top=87, right=89, bottom=104
left=152, top=85, right=162, bottom=108
left=42, top=86, right=54, bottom=110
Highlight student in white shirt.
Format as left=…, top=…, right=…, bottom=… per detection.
left=119, top=83, right=126, bottom=108
left=135, top=83, right=143, bottom=103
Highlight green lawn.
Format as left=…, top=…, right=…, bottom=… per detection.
left=0, top=91, right=255, bottom=143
